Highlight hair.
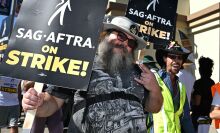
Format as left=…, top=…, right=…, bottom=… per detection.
left=198, top=56, right=214, bottom=78
left=99, top=31, right=108, bottom=41
left=97, top=33, right=134, bottom=74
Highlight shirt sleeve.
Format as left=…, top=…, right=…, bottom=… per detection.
left=181, top=95, right=196, bottom=133
left=46, top=85, right=75, bottom=101
left=212, top=92, right=220, bottom=106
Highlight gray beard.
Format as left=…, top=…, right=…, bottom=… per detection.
left=98, top=38, right=133, bottom=74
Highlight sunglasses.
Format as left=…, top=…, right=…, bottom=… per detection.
left=167, top=54, right=183, bottom=60
left=112, top=30, right=138, bottom=49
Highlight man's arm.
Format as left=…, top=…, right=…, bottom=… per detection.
left=210, top=106, right=220, bottom=119
left=37, top=90, right=64, bottom=117
left=144, top=85, right=163, bottom=113
left=135, top=64, right=163, bottom=113
left=193, top=94, right=201, bottom=106
left=210, top=91, right=220, bottom=119
left=22, top=86, right=64, bottom=117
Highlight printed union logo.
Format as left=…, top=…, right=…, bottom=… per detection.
left=146, top=0, right=159, bottom=11
left=48, top=0, right=72, bottom=26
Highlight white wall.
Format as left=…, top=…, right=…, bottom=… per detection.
left=116, top=0, right=128, bottom=4
left=189, top=0, right=220, bottom=14
left=109, top=0, right=128, bottom=4
left=177, top=0, right=190, bottom=16
left=189, top=0, right=220, bottom=82
left=192, top=24, right=220, bottom=82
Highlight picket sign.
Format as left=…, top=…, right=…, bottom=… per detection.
left=22, top=82, right=44, bottom=133
left=0, top=0, right=108, bottom=132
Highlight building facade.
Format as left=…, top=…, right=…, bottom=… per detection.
left=107, top=0, right=220, bottom=83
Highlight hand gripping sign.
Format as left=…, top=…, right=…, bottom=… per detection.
left=0, top=0, right=108, bottom=132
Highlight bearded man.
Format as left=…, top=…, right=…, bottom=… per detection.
left=22, top=16, right=162, bottom=133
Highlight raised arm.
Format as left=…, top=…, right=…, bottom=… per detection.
left=135, top=64, right=163, bottom=113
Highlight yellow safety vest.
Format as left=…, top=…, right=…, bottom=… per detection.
left=151, top=72, right=186, bottom=133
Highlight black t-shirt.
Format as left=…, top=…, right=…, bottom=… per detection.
left=192, top=78, right=215, bottom=116
left=46, top=85, right=76, bottom=102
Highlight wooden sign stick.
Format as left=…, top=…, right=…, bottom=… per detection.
left=22, top=82, right=44, bottom=133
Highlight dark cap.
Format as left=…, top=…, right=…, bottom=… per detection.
left=156, top=41, right=190, bottom=67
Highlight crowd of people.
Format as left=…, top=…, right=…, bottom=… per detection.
left=0, top=15, right=219, bottom=133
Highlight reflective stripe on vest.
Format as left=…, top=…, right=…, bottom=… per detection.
left=152, top=72, right=186, bottom=133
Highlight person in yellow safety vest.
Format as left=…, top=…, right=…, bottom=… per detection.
left=210, top=82, right=220, bottom=132
left=146, top=41, right=196, bottom=133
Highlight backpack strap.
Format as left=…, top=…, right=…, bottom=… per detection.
left=73, top=91, right=141, bottom=123
left=86, top=91, right=141, bottom=106
left=73, top=91, right=141, bottom=114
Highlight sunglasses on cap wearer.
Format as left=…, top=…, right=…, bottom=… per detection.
left=110, top=30, right=138, bottom=49
left=167, top=54, right=183, bottom=60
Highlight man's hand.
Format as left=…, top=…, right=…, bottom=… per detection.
left=22, top=88, right=44, bottom=112
left=134, top=63, right=163, bottom=113
left=134, top=64, right=158, bottom=91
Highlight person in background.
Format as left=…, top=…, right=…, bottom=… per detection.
left=177, top=67, right=195, bottom=107
left=22, top=16, right=163, bottom=133
left=149, top=41, right=195, bottom=133
left=191, top=56, right=215, bottom=131
left=210, top=82, right=220, bottom=133
left=0, top=76, right=21, bottom=133
left=0, top=0, right=6, bottom=8
left=176, top=52, right=196, bottom=107
left=142, top=55, right=159, bottom=72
